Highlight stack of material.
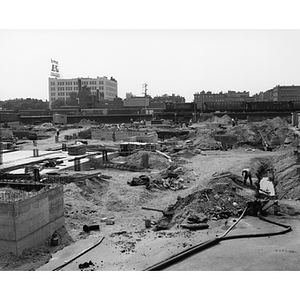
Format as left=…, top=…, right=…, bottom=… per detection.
left=68, top=144, right=87, bottom=156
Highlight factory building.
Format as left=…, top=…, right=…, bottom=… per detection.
left=48, top=76, right=118, bottom=107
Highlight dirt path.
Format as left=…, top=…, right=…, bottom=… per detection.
left=37, top=148, right=285, bottom=271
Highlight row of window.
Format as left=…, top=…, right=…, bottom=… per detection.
left=50, top=80, right=112, bottom=85
left=106, top=86, right=117, bottom=92
left=51, top=86, right=106, bottom=91
left=50, top=83, right=108, bottom=87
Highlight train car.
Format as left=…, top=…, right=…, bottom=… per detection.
left=19, top=109, right=50, bottom=116
left=200, top=100, right=300, bottom=113
left=165, top=102, right=196, bottom=112
left=200, top=101, right=245, bottom=112
left=50, top=107, right=80, bottom=115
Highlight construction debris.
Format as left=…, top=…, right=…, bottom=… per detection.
left=2, top=116, right=300, bottom=271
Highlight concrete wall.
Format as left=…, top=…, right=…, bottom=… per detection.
left=91, top=129, right=158, bottom=142
left=0, top=186, right=64, bottom=256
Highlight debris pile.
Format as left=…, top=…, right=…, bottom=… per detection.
left=154, top=173, right=250, bottom=231
left=226, top=117, right=293, bottom=148
left=128, top=164, right=188, bottom=191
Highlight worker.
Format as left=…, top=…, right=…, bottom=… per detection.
left=56, top=129, right=60, bottom=142
left=242, top=168, right=253, bottom=185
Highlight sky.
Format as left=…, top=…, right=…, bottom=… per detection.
left=1, top=1, right=300, bottom=103
left=1, top=29, right=300, bottom=102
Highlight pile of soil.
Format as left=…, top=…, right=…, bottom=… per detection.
left=272, top=149, right=300, bottom=200
left=226, top=125, right=258, bottom=146
left=78, top=119, right=93, bottom=126
left=190, top=127, right=222, bottom=150
left=210, top=114, right=232, bottom=124
left=124, top=151, right=170, bottom=170
left=155, top=174, right=252, bottom=230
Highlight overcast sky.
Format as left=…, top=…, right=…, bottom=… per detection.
left=1, top=29, right=300, bottom=102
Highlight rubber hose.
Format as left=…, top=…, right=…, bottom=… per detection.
left=144, top=210, right=292, bottom=271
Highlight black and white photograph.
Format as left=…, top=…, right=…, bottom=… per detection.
left=0, top=1, right=299, bottom=299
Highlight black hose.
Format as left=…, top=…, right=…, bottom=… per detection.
left=144, top=210, right=292, bottom=271
left=52, top=237, right=105, bottom=271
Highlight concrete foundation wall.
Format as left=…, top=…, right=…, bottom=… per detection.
left=0, top=186, right=64, bottom=256
left=91, top=130, right=158, bottom=142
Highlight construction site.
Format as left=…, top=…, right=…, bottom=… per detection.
left=0, top=115, right=300, bottom=271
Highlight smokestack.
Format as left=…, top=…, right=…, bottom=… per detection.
left=78, top=78, right=82, bottom=92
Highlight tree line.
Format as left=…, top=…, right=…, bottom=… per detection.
left=0, top=93, right=80, bottom=111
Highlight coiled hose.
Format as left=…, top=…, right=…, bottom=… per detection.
left=144, top=207, right=292, bottom=271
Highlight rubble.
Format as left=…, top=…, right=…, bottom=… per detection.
left=2, top=116, right=300, bottom=271
left=154, top=174, right=251, bottom=231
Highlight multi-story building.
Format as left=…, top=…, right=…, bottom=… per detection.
left=151, top=94, right=185, bottom=104
left=272, top=85, right=300, bottom=102
left=194, top=90, right=253, bottom=107
left=254, top=85, right=300, bottom=102
left=48, top=76, right=118, bottom=107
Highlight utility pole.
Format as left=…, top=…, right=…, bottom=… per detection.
left=142, top=83, right=148, bottom=97
left=142, top=83, right=148, bottom=114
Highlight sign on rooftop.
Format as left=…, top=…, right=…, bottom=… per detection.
left=50, top=59, right=60, bottom=78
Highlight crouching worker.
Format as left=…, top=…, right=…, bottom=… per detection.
left=242, top=168, right=253, bottom=186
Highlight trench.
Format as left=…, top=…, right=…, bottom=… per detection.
left=254, top=160, right=276, bottom=199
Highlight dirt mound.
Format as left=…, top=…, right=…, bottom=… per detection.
left=155, top=174, right=251, bottom=230
left=225, top=117, right=293, bottom=148
left=78, top=119, right=93, bottom=126
left=227, top=125, right=258, bottom=145
left=272, top=149, right=300, bottom=200
left=210, top=114, right=231, bottom=124
left=125, top=151, right=170, bottom=170
left=256, top=117, right=291, bottom=147
left=191, top=127, right=222, bottom=150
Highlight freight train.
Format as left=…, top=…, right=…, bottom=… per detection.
left=165, top=100, right=300, bottom=113
left=2, top=100, right=300, bottom=124
left=199, top=100, right=299, bottom=113
left=10, top=107, right=142, bottom=117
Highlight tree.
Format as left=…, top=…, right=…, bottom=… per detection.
left=66, top=92, right=79, bottom=106
left=51, top=99, right=65, bottom=108
left=0, top=98, right=48, bottom=111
